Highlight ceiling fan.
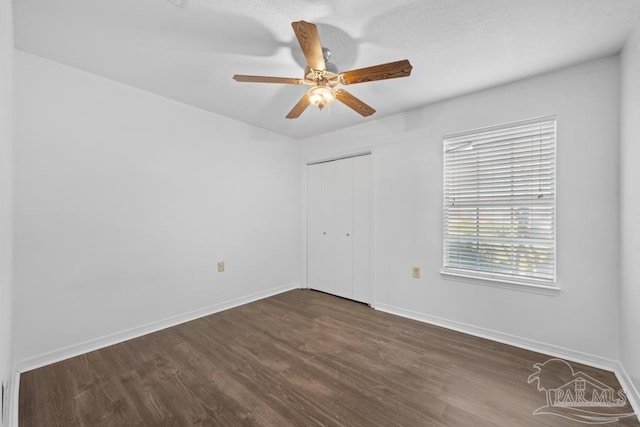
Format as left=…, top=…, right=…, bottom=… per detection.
left=232, top=20, right=413, bottom=119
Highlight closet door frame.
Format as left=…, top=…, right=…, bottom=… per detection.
left=304, top=151, right=375, bottom=305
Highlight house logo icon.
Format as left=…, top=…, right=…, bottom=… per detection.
left=528, top=358, right=635, bottom=424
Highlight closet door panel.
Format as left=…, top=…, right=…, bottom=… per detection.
left=352, top=155, right=372, bottom=303
left=307, top=163, right=336, bottom=294
left=306, top=164, right=325, bottom=291
left=319, top=161, right=339, bottom=295
left=334, top=157, right=354, bottom=299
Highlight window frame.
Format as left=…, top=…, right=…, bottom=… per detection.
left=440, top=116, right=558, bottom=291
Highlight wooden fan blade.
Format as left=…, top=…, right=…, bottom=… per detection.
left=286, top=94, right=311, bottom=119
left=335, top=89, right=376, bottom=117
left=340, top=60, right=413, bottom=85
left=233, top=75, right=305, bottom=85
left=291, top=20, right=326, bottom=71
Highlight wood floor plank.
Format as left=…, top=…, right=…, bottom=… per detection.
left=19, top=289, right=640, bottom=426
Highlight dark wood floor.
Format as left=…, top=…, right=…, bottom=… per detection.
left=20, top=289, right=639, bottom=426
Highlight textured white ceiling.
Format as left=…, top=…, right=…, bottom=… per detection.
left=13, top=0, right=640, bottom=139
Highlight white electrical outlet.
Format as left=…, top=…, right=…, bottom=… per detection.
left=217, top=261, right=225, bottom=273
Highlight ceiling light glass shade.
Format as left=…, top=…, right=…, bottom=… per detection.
left=307, top=86, right=335, bottom=110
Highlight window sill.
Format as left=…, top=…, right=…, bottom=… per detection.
left=440, top=270, right=561, bottom=296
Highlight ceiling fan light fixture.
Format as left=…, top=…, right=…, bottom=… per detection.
left=307, top=85, right=335, bottom=110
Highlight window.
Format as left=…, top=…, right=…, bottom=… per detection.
left=442, top=117, right=556, bottom=286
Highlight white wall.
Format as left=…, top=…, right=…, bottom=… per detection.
left=302, top=56, right=621, bottom=361
left=620, top=28, right=640, bottom=397
left=13, top=52, right=301, bottom=365
left=0, top=1, right=13, bottom=426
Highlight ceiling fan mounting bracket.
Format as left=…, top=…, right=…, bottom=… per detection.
left=304, top=67, right=340, bottom=86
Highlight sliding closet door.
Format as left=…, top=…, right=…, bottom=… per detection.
left=307, top=154, right=372, bottom=304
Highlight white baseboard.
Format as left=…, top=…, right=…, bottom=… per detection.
left=375, top=302, right=640, bottom=422
left=374, top=302, right=619, bottom=370
left=14, top=282, right=300, bottom=374
left=614, top=361, right=640, bottom=420
left=9, top=371, right=19, bottom=427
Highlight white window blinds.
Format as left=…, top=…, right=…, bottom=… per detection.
left=443, top=117, right=556, bottom=285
